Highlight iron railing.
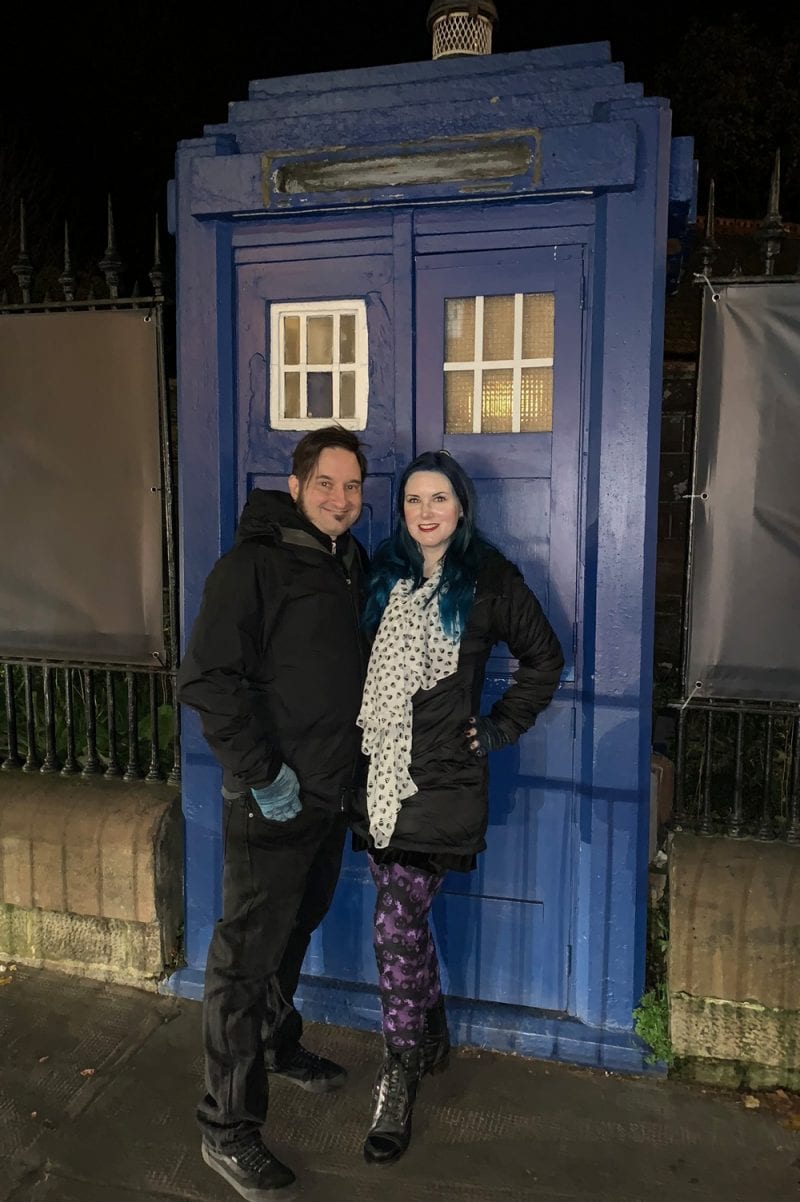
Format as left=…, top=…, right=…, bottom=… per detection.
left=665, top=154, right=800, bottom=844
left=670, top=699, right=800, bottom=843
left=0, top=199, right=180, bottom=785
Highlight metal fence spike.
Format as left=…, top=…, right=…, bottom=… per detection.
left=12, top=199, right=34, bottom=304
left=756, top=149, right=785, bottom=277
left=59, top=220, right=76, bottom=301
left=700, top=178, right=718, bottom=277
left=99, top=194, right=123, bottom=299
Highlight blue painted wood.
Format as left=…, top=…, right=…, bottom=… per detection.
left=570, top=99, right=673, bottom=1031
left=173, top=39, right=697, bottom=1066
left=188, top=121, right=636, bottom=219
left=219, top=92, right=642, bottom=161
left=413, top=240, right=584, bottom=1011
left=174, top=133, right=242, bottom=974
left=232, top=64, right=627, bottom=122
left=246, top=43, right=616, bottom=100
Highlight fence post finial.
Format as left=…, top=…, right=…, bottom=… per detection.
left=700, top=178, right=718, bottom=277
left=99, top=194, right=123, bottom=299
left=58, top=220, right=76, bottom=302
left=12, top=199, right=34, bottom=305
left=149, top=213, right=164, bottom=300
left=756, top=149, right=785, bottom=277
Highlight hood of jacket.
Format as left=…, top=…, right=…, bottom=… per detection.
left=235, top=488, right=344, bottom=553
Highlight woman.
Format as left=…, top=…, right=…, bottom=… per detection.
left=353, top=450, right=564, bottom=1166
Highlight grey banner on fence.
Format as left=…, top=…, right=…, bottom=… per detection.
left=0, top=309, right=165, bottom=665
left=686, top=280, right=800, bottom=701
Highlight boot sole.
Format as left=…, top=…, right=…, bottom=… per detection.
left=201, top=1143, right=298, bottom=1202
left=363, top=1120, right=413, bottom=1167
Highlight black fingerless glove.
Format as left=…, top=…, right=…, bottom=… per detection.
left=466, top=715, right=511, bottom=757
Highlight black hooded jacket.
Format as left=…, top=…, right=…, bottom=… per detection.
left=177, top=490, right=369, bottom=807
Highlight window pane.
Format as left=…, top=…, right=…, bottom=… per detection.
left=444, top=371, right=474, bottom=434
left=481, top=368, right=513, bottom=433
left=307, top=316, right=333, bottom=365
left=283, top=316, right=300, bottom=365
left=307, top=372, right=333, bottom=418
left=482, top=295, right=515, bottom=361
left=339, top=371, right=356, bottom=419
left=522, top=293, right=555, bottom=359
left=520, top=367, right=553, bottom=431
left=340, top=315, right=356, bottom=363
left=444, top=298, right=475, bottom=362
left=283, top=372, right=301, bottom=419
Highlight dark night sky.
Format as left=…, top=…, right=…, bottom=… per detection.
left=2, top=0, right=797, bottom=289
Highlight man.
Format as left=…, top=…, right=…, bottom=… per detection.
left=177, top=426, right=368, bottom=1201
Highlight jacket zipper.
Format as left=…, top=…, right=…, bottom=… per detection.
left=337, top=541, right=363, bottom=811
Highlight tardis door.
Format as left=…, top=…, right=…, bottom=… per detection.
left=415, top=244, right=583, bottom=1012
left=233, top=226, right=582, bottom=1018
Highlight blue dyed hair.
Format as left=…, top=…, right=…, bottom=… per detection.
left=362, top=451, right=492, bottom=639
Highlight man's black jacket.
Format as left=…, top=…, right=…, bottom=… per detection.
left=177, top=490, right=368, bottom=808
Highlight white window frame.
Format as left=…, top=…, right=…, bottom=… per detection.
left=269, top=299, right=368, bottom=430
left=443, top=292, right=554, bottom=434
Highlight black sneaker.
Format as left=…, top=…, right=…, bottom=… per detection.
left=271, top=1043, right=347, bottom=1093
left=201, top=1136, right=297, bottom=1202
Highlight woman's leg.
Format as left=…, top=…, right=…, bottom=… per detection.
left=368, top=856, right=445, bottom=1048
left=363, top=855, right=445, bottom=1165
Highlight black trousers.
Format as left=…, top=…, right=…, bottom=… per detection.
left=197, top=794, right=347, bottom=1147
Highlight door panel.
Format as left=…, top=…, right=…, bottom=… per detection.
left=415, top=243, right=583, bottom=1012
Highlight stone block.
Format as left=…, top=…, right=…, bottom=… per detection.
left=669, top=834, right=800, bottom=1010
left=0, top=773, right=182, bottom=988
left=671, top=992, right=800, bottom=1071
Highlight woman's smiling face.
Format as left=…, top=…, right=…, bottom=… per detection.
left=403, top=470, right=462, bottom=562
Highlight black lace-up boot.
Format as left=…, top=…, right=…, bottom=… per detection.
left=421, top=995, right=450, bottom=1077
left=201, top=1134, right=297, bottom=1201
left=363, top=1044, right=422, bottom=1165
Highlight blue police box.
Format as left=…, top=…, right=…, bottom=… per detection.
left=167, top=38, right=696, bottom=1072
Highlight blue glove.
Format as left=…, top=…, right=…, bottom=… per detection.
left=251, top=763, right=302, bottom=823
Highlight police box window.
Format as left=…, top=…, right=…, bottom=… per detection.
left=270, top=300, right=368, bottom=430
left=443, top=293, right=554, bottom=434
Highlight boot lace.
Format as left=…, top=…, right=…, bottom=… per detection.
left=373, top=1056, right=408, bottom=1123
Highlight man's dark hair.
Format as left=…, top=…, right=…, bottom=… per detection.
left=291, top=426, right=367, bottom=484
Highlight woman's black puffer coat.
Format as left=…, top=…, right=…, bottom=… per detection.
left=350, top=548, right=564, bottom=859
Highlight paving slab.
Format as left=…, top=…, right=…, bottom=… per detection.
left=1, top=965, right=799, bottom=1201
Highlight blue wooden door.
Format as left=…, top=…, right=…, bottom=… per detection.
left=415, top=245, right=582, bottom=1012
left=235, top=229, right=581, bottom=1015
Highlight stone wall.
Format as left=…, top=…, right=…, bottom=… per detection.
left=0, top=773, right=183, bottom=989
left=669, top=832, right=800, bottom=1089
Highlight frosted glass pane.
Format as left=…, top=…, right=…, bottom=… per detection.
left=481, top=368, right=513, bottom=433
left=283, top=316, right=300, bottom=365
left=522, top=293, right=555, bottom=359
left=339, top=372, right=356, bottom=419
left=482, top=295, right=515, bottom=361
left=307, top=372, right=333, bottom=418
left=307, top=316, right=333, bottom=365
left=520, top=367, right=553, bottom=432
left=445, top=298, right=475, bottom=362
left=283, top=372, right=300, bottom=419
left=340, top=315, right=356, bottom=363
left=444, top=371, right=474, bottom=434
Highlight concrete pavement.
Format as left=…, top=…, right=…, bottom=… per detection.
left=1, top=964, right=798, bottom=1202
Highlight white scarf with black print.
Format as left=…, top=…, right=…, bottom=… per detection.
left=357, top=564, right=461, bottom=848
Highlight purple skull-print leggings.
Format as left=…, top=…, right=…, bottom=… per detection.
left=368, top=855, right=446, bottom=1050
